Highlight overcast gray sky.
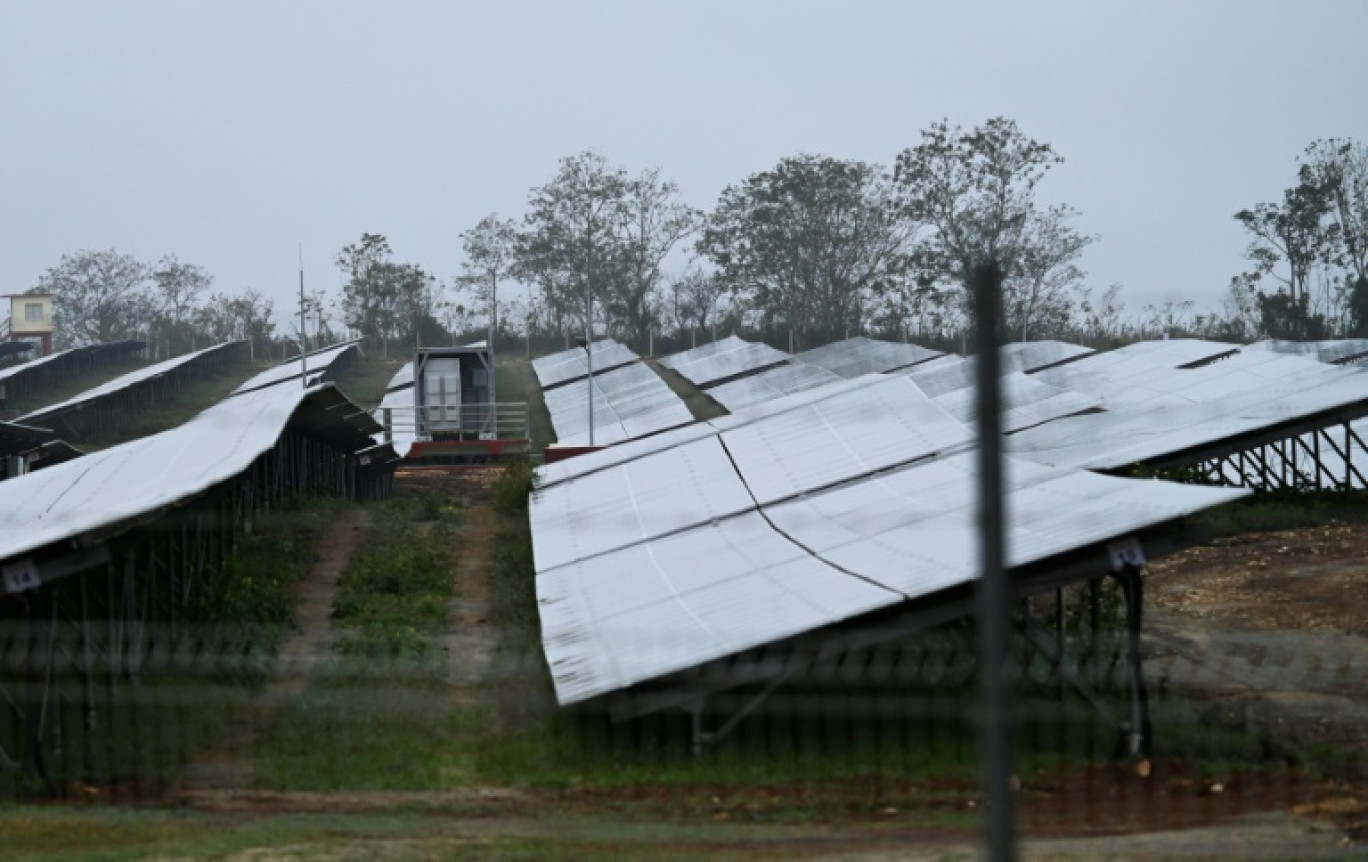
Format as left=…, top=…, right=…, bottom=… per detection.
left=4, top=0, right=1366, bottom=328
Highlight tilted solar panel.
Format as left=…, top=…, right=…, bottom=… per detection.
left=658, top=335, right=790, bottom=387
left=707, top=362, right=842, bottom=412
left=232, top=341, right=359, bottom=394
left=999, top=340, right=1094, bottom=373
left=795, top=336, right=943, bottom=377
left=532, top=339, right=639, bottom=388
left=19, top=342, right=244, bottom=425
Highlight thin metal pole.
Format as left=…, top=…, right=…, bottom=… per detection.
left=586, top=277, right=595, bottom=446
left=971, top=262, right=1017, bottom=861
left=299, top=244, right=308, bottom=388
left=489, top=268, right=498, bottom=405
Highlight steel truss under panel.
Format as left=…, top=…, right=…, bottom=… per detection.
left=0, top=341, right=146, bottom=410
left=0, top=387, right=394, bottom=796
left=17, top=342, right=249, bottom=442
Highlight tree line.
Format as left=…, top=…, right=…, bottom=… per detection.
left=27, top=119, right=1368, bottom=356
left=446, top=118, right=1100, bottom=352
left=31, top=251, right=282, bottom=356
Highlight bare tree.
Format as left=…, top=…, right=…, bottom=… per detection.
left=614, top=168, right=698, bottom=342
left=458, top=214, right=519, bottom=345
left=1007, top=205, right=1094, bottom=340
left=37, top=248, right=153, bottom=347
left=150, top=255, right=213, bottom=354
left=667, top=269, right=728, bottom=339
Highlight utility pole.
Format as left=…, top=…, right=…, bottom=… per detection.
left=585, top=276, right=594, bottom=446
left=299, top=244, right=308, bottom=388
left=489, top=266, right=498, bottom=405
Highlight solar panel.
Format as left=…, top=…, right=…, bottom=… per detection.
left=1007, top=362, right=1368, bottom=471
left=1, top=347, right=77, bottom=384
left=232, top=341, right=359, bottom=394
left=534, top=426, right=1248, bottom=704
left=764, top=453, right=1245, bottom=598
left=373, top=363, right=416, bottom=457
left=719, top=375, right=972, bottom=505
left=893, top=357, right=1101, bottom=433
left=1030, top=339, right=1240, bottom=407
left=532, top=435, right=757, bottom=571
left=538, top=511, right=899, bottom=705
left=998, top=341, right=1095, bottom=372
left=18, top=341, right=244, bottom=425
left=542, top=362, right=693, bottom=447
left=707, top=362, right=842, bottom=412
left=536, top=376, right=880, bottom=490
left=926, top=373, right=1102, bottom=433
left=795, top=336, right=943, bottom=377
left=658, top=335, right=790, bottom=387
left=0, top=342, right=143, bottom=385
left=0, top=383, right=379, bottom=565
left=0, top=419, right=56, bottom=458
left=532, top=339, right=639, bottom=389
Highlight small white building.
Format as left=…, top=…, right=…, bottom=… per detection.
left=4, top=293, right=54, bottom=356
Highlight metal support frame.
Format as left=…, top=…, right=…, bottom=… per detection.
left=1144, top=411, right=1368, bottom=492
left=1015, top=566, right=1150, bottom=761
left=596, top=516, right=1204, bottom=767
left=0, top=420, right=395, bottom=796
left=684, top=667, right=798, bottom=753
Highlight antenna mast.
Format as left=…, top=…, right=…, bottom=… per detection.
left=299, top=244, right=308, bottom=388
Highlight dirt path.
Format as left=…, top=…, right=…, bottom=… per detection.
left=443, top=502, right=498, bottom=692
left=180, top=509, right=372, bottom=789
left=260, top=508, right=372, bottom=705
left=397, top=467, right=506, bottom=694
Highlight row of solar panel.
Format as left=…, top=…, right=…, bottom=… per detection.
left=530, top=335, right=1368, bottom=709
left=0, top=340, right=362, bottom=469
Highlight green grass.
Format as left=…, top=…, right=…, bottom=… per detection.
left=1193, top=490, right=1368, bottom=536
left=497, top=355, right=556, bottom=450
left=331, top=492, right=462, bottom=658
left=251, top=492, right=466, bottom=790
left=0, top=496, right=350, bottom=800
left=254, top=668, right=483, bottom=791
left=331, top=347, right=407, bottom=408
left=194, top=495, right=351, bottom=671
left=0, top=806, right=507, bottom=861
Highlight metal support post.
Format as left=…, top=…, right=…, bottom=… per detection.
left=970, top=262, right=1016, bottom=860
left=1112, top=564, right=1152, bottom=761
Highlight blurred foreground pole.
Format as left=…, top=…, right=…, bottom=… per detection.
left=972, top=262, right=1017, bottom=860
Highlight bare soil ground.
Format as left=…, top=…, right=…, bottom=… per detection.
left=645, top=357, right=730, bottom=422
left=1144, top=522, right=1368, bottom=842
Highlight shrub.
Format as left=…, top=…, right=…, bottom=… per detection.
left=491, top=459, right=535, bottom=517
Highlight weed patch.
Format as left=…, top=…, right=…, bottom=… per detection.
left=332, top=492, right=462, bottom=656
left=251, top=492, right=467, bottom=789
left=192, top=496, right=348, bottom=679
left=1194, top=490, right=1368, bottom=536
